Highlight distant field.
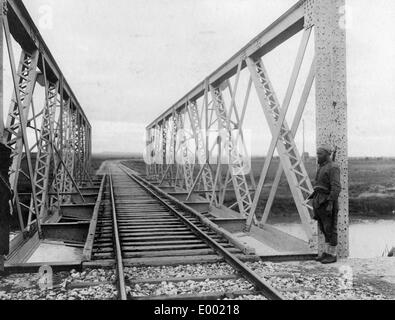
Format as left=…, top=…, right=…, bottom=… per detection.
left=249, top=157, right=395, bottom=218
left=106, top=156, right=395, bottom=218
left=91, top=153, right=142, bottom=172
left=249, top=157, right=395, bottom=197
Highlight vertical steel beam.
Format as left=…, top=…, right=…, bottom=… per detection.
left=153, top=123, right=161, bottom=180
left=49, top=84, right=63, bottom=210
left=64, top=106, right=76, bottom=197
left=187, top=101, right=216, bottom=203
left=51, top=96, right=65, bottom=206
left=3, top=32, right=40, bottom=233
left=147, top=127, right=156, bottom=179
left=145, top=128, right=150, bottom=178
left=170, top=112, right=178, bottom=187
left=210, top=84, right=254, bottom=219
left=174, top=113, right=186, bottom=189
left=160, top=120, right=168, bottom=183
left=159, top=111, right=178, bottom=187
left=58, top=75, right=64, bottom=160
left=313, top=0, right=348, bottom=258
left=60, top=99, right=72, bottom=202
left=29, top=80, right=59, bottom=225
left=179, top=110, right=194, bottom=191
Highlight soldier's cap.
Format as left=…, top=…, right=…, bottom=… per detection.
left=317, top=144, right=332, bottom=154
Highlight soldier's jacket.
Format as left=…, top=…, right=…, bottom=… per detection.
left=0, top=143, right=12, bottom=197
left=310, top=160, right=341, bottom=210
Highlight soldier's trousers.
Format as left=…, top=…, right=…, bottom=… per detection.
left=314, top=204, right=338, bottom=247
left=0, top=184, right=10, bottom=256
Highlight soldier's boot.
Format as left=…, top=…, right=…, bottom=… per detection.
left=321, top=245, right=337, bottom=264
left=315, top=252, right=329, bottom=262
left=321, top=254, right=337, bottom=264
left=315, top=244, right=329, bottom=261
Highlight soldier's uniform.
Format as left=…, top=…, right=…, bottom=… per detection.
left=0, top=142, right=12, bottom=257
left=311, top=159, right=341, bottom=247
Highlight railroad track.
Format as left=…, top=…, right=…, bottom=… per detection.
left=90, top=163, right=283, bottom=300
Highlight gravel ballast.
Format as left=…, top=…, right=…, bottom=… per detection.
left=0, top=260, right=392, bottom=300
left=0, top=269, right=117, bottom=300
left=246, top=261, right=388, bottom=300
left=128, top=278, right=253, bottom=297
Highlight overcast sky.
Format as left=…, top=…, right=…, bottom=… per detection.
left=17, top=0, right=395, bottom=156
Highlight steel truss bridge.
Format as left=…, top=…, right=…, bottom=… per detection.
left=0, top=0, right=92, bottom=255
left=0, top=0, right=349, bottom=271
left=144, top=0, right=348, bottom=257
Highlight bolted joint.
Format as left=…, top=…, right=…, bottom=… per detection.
left=2, top=0, right=8, bottom=16
left=304, top=0, right=315, bottom=29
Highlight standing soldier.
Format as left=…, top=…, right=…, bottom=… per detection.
left=0, top=140, right=12, bottom=274
left=309, top=145, right=341, bottom=264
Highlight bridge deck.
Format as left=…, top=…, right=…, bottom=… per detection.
left=5, top=160, right=314, bottom=273
left=119, top=161, right=315, bottom=260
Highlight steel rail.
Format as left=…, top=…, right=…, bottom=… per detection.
left=83, top=175, right=107, bottom=261
left=119, top=165, right=284, bottom=300
left=109, top=173, right=127, bottom=300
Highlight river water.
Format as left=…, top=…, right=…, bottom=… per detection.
left=272, top=218, right=395, bottom=258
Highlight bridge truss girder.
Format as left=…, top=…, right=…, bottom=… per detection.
left=145, top=0, right=348, bottom=257
left=0, top=0, right=92, bottom=252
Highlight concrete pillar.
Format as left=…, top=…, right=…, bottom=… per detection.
left=310, top=0, right=349, bottom=258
